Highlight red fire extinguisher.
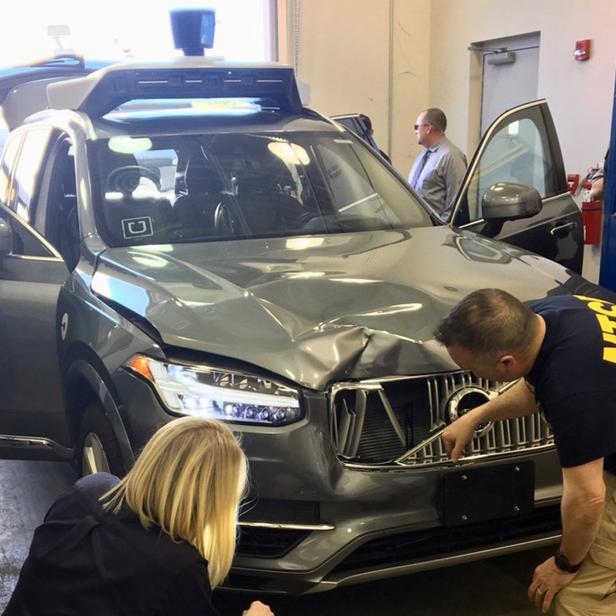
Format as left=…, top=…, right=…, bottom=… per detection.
left=581, top=180, right=603, bottom=245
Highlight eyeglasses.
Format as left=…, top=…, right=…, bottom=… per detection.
left=414, top=123, right=430, bottom=130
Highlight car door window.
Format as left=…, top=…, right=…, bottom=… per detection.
left=0, top=135, right=22, bottom=206
left=456, top=106, right=559, bottom=224
left=11, top=128, right=53, bottom=223
left=0, top=207, right=54, bottom=258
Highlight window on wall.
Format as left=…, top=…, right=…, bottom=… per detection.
left=0, top=0, right=276, bottom=65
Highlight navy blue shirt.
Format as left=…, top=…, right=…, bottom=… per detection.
left=3, top=473, right=219, bottom=616
left=527, top=294, right=616, bottom=473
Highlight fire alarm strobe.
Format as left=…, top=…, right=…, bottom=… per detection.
left=575, top=39, right=591, bottom=62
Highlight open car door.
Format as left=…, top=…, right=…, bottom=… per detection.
left=0, top=55, right=110, bottom=130
left=450, top=100, right=583, bottom=273
left=331, top=113, right=392, bottom=164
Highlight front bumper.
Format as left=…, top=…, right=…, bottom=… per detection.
left=113, top=369, right=563, bottom=595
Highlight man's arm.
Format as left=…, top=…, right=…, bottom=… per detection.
left=528, top=458, right=606, bottom=613
left=442, top=379, right=537, bottom=461
left=559, top=458, right=606, bottom=563
left=442, top=149, right=467, bottom=215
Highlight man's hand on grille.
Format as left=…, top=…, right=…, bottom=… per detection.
left=442, top=413, right=476, bottom=462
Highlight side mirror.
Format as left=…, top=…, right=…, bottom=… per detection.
left=0, top=218, right=11, bottom=255
left=482, top=182, right=542, bottom=221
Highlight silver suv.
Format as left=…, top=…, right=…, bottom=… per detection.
left=0, top=33, right=601, bottom=594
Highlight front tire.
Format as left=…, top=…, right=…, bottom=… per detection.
left=78, top=403, right=126, bottom=477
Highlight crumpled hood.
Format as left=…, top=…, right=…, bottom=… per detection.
left=93, top=227, right=581, bottom=390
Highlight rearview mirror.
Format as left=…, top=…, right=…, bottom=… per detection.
left=482, top=182, right=542, bottom=221
left=0, top=218, right=12, bottom=255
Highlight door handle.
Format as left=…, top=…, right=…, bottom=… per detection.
left=550, top=221, right=577, bottom=237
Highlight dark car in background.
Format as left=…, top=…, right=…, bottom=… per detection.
left=0, top=45, right=596, bottom=594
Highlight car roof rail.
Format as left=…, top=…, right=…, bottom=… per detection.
left=47, top=59, right=304, bottom=117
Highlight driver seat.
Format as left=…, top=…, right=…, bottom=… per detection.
left=101, top=150, right=172, bottom=245
left=173, top=156, right=224, bottom=239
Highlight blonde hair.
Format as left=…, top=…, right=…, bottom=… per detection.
left=102, top=417, right=246, bottom=588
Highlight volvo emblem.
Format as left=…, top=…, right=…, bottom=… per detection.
left=445, top=386, right=495, bottom=436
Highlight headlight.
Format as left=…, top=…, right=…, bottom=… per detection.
left=125, top=355, right=302, bottom=426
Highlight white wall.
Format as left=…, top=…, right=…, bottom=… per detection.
left=429, top=0, right=616, bottom=281
left=285, top=0, right=616, bottom=282
left=430, top=0, right=616, bottom=175
left=281, top=0, right=431, bottom=175
left=283, top=0, right=616, bottom=189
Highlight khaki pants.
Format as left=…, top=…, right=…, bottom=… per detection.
left=553, top=472, right=616, bottom=615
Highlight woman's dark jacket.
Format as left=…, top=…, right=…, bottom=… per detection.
left=3, top=472, right=219, bottom=616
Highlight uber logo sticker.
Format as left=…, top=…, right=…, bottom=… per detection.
left=122, top=216, right=154, bottom=239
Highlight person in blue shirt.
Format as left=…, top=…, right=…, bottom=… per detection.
left=408, top=108, right=467, bottom=218
left=434, top=288, right=616, bottom=615
left=3, top=417, right=274, bottom=616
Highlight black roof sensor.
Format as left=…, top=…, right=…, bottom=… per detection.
left=170, top=8, right=216, bottom=57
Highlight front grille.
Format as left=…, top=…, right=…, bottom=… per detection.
left=330, top=372, right=553, bottom=466
left=330, top=504, right=561, bottom=574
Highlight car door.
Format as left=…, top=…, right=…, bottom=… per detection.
left=331, top=113, right=392, bottom=163
left=0, top=130, right=70, bottom=460
left=450, top=100, right=583, bottom=273
left=0, top=56, right=111, bottom=129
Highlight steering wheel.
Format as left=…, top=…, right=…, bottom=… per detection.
left=106, top=165, right=160, bottom=193
left=214, top=199, right=247, bottom=236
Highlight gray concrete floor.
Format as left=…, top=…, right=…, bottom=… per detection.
left=0, top=460, right=550, bottom=615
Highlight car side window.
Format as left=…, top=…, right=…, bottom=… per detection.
left=0, top=135, right=22, bottom=206
left=10, top=128, right=53, bottom=224
left=455, top=107, right=558, bottom=224
left=0, top=207, right=53, bottom=258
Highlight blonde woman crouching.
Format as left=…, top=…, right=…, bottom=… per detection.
left=3, top=417, right=274, bottom=616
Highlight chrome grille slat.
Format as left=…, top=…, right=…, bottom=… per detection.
left=428, top=379, right=438, bottom=427
left=345, top=390, right=367, bottom=458
left=378, top=389, right=406, bottom=445
left=330, top=372, right=554, bottom=467
left=513, top=418, right=521, bottom=447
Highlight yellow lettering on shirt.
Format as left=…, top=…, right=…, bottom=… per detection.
left=605, top=348, right=616, bottom=363
left=574, top=295, right=616, bottom=364
left=588, top=301, right=616, bottom=317
left=596, top=314, right=616, bottom=335
left=603, top=333, right=616, bottom=344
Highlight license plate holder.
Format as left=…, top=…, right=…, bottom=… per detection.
left=438, top=461, right=534, bottom=527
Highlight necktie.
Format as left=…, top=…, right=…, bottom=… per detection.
left=410, top=149, right=431, bottom=190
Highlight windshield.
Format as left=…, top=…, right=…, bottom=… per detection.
left=88, top=130, right=430, bottom=247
